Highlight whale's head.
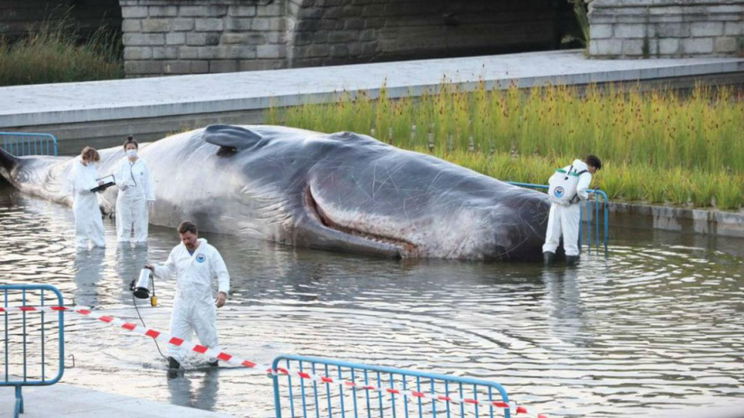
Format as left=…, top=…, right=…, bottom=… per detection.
left=297, top=131, right=550, bottom=260
left=148, top=125, right=549, bottom=261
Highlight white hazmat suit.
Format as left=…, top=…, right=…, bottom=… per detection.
left=152, top=238, right=230, bottom=363
left=67, top=159, right=106, bottom=249
left=114, top=157, right=155, bottom=243
left=543, top=159, right=592, bottom=257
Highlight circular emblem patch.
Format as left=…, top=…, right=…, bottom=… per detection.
left=196, top=254, right=206, bottom=263
left=553, top=186, right=565, bottom=198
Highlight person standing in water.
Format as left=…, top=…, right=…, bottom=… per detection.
left=114, top=136, right=155, bottom=244
left=543, top=155, right=602, bottom=266
left=67, top=146, right=106, bottom=249
left=145, top=221, right=230, bottom=372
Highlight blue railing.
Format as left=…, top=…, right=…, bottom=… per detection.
left=272, top=355, right=512, bottom=418
left=1, top=284, right=65, bottom=418
left=508, top=182, right=609, bottom=252
left=0, top=132, right=59, bottom=156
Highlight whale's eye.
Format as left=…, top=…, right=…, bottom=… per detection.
left=216, top=146, right=237, bottom=157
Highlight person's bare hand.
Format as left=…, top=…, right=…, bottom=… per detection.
left=216, top=291, right=227, bottom=308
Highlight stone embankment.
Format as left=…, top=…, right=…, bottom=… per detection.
left=609, top=202, right=744, bottom=238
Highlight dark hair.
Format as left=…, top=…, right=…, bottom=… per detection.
left=80, top=146, right=100, bottom=162
left=123, top=135, right=139, bottom=150
left=177, top=221, right=198, bottom=235
left=585, top=154, right=602, bottom=170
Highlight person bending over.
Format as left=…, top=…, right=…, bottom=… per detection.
left=543, top=155, right=602, bottom=266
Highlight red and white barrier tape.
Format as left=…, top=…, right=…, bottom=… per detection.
left=1, top=305, right=547, bottom=417
left=0, top=305, right=257, bottom=368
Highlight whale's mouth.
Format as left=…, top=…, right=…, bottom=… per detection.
left=305, top=186, right=417, bottom=255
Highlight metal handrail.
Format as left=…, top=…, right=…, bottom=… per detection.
left=272, top=354, right=512, bottom=418
left=1, top=284, right=65, bottom=418
left=507, top=181, right=609, bottom=252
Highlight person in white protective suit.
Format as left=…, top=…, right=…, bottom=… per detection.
left=542, top=155, right=602, bottom=266
left=145, top=221, right=230, bottom=372
left=114, top=136, right=155, bottom=244
left=67, top=147, right=106, bottom=249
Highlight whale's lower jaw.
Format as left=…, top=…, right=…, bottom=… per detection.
left=302, top=186, right=416, bottom=258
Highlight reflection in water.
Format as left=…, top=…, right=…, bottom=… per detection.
left=73, top=247, right=106, bottom=307
left=116, top=243, right=149, bottom=303
left=542, top=266, right=591, bottom=347
left=1, top=187, right=744, bottom=417
left=168, top=369, right=220, bottom=410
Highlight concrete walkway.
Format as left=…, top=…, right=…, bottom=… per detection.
left=1, top=49, right=743, bottom=128
left=0, top=382, right=233, bottom=417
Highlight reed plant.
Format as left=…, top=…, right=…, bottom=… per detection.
left=0, top=17, right=123, bottom=86
left=267, top=82, right=744, bottom=210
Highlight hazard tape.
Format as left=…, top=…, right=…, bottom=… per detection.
left=0, top=305, right=257, bottom=368
left=1, top=305, right=547, bottom=417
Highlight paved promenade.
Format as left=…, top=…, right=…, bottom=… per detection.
left=0, top=382, right=233, bottom=418
left=1, top=49, right=742, bottom=128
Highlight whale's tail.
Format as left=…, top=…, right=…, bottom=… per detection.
left=0, top=146, right=19, bottom=186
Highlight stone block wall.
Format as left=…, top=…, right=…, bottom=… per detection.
left=119, top=0, right=287, bottom=77
left=120, top=0, right=577, bottom=77
left=588, top=0, right=744, bottom=58
left=288, top=0, right=575, bottom=68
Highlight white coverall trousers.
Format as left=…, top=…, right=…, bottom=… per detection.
left=169, top=290, right=219, bottom=363
left=542, top=203, right=581, bottom=257
left=73, top=194, right=106, bottom=248
left=116, top=192, right=148, bottom=242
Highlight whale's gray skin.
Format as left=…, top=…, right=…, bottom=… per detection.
left=0, top=125, right=550, bottom=260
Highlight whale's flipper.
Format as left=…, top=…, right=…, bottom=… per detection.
left=203, top=125, right=262, bottom=155
left=0, top=146, right=19, bottom=186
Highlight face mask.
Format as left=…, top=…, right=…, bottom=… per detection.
left=126, top=149, right=138, bottom=158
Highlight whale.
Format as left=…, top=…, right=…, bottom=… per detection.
left=0, top=124, right=550, bottom=260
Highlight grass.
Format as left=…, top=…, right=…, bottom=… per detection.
left=0, top=17, right=123, bottom=86
left=267, top=83, right=744, bottom=210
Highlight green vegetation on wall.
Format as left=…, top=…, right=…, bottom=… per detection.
left=267, top=83, right=744, bottom=210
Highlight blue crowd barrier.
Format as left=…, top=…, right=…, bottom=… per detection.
left=0, top=132, right=59, bottom=156
left=1, top=284, right=65, bottom=418
left=272, top=355, right=512, bottom=418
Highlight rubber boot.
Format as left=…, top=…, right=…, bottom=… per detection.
left=543, top=251, right=555, bottom=266
left=168, top=356, right=180, bottom=370
left=565, top=255, right=579, bottom=266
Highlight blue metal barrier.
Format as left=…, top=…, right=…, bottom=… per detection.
left=272, top=355, right=512, bottom=418
left=0, top=132, right=59, bottom=156
left=507, top=182, right=609, bottom=252
left=1, top=284, right=65, bottom=418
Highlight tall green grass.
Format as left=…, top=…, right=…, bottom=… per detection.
left=267, top=83, right=744, bottom=210
left=0, top=18, right=123, bottom=86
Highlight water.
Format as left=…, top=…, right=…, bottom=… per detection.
left=1, top=185, right=743, bottom=417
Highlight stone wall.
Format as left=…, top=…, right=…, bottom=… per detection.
left=120, top=0, right=577, bottom=77
left=0, top=0, right=121, bottom=43
left=287, top=0, right=575, bottom=68
left=119, top=0, right=287, bottom=76
left=588, top=0, right=744, bottom=58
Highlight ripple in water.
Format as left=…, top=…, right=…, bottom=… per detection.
left=1, top=188, right=743, bottom=417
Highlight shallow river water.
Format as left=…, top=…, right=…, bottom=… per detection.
left=1, top=186, right=743, bottom=417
